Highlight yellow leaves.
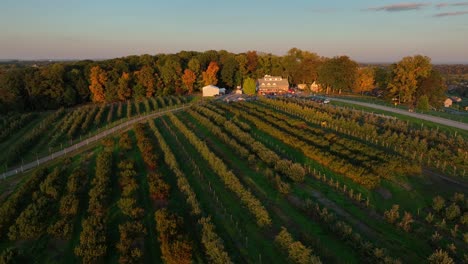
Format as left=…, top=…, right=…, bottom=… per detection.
left=355, top=67, right=375, bottom=93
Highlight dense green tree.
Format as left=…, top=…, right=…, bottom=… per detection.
left=198, top=50, right=219, bottom=69
left=416, top=95, right=429, bottom=112
left=220, top=56, right=238, bottom=88
left=388, top=55, right=432, bottom=104
left=135, top=65, right=156, bottom=97
left=0, top=69, right=26, bottom=111
left=257, top=53, right=272, bottom=77
left=66, top=68, right=89, bottom=103
left=160, top=56, right=182, bottom=89
left=133, top=84, right=146, bottom=99
left=317, top=56, right=358, bottom=93
left=282, top=48, right=321, bottom=85
left=63, top=86, right=77, bottom=106
left=117, top=72, right=132, bottom=101
left=416, top=70, right=447, bottom=108
left=282, top=48, right=302, bottom=84
left=243, top=78, right=256, bottom=95
left=235, top=54, right=248, bottom=79
left=374, top=67, right=391, bottom=89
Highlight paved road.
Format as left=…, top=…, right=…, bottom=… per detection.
left=331, top=98, right=468, bottom=131
left=1, top=104, right=192, bottom=179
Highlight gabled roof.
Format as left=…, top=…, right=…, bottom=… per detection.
left=202, top=85, right=219, bottom=90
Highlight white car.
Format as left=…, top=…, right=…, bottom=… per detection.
left=323, top=98, right=330, bottom=104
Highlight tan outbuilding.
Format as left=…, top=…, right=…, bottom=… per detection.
left=202, top=85, right=221, bottom=97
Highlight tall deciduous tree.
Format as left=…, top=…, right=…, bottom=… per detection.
left=355, top=67, right=375, bottom=94
left=0, top=69, right=26, bottom=111
left=416, top=70, right=446, bottom=108
left=282, top=48, right=321, bottom=85
left=181, top=69, right=196, bottom=94
left=374, top=67, right=391, bottom=89
left=246, top=51, right=258, bottom=76
left=317, top=56, right=358, bottom=93
left=160, top=56, right=182, bottom=89
left=220, top=56, right=238, bottom=88
left=89, top=66, right=107, bottom=103
left=117, top=72, right=132, bottom=101
left=257, top=54, right=272, bottom=77
left=202, top=61, right=219, bottom=86
left=235, top=54, right=248, bottom=79
left=388, top=55, right=432, bottom=104
left=135, top=66, right=156, bottom=98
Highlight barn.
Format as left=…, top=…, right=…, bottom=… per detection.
left=202, top=85, right=221, bottom=97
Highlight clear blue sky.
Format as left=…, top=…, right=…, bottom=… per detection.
left=1, top=0, right=467, bottom=63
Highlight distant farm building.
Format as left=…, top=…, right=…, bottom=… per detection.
left=444, top=98, right=453, bottom=108
left=257, top=75, right=289, bottom=94
left=202, top=85, right=225, bottom=97
left=235, top=86, right=243, bottom=94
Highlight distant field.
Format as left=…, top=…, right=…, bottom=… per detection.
left=0, top=98, right=466, bottom=263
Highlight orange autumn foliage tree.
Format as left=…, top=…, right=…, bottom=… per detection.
left=89, top=66, right=107, bottom=103
left=355, top=67, right=375, bottom=94
left=202, top=61, right=219, bottom=86
left=181, top=69, right=196, bottom=94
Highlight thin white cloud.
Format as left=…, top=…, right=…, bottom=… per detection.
left=365, top=3, right=430, bottom=12
left=434, top=10, right=468, bottom=16
left=436, top=2, right=468, bottom=8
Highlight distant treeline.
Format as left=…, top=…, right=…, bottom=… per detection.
left=0, top=49, right=454, bottom=112
left=434, top=65, right=468, bottom=75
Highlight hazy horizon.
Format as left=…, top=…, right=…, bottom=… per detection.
left=1, top=0, right=468, bottom=64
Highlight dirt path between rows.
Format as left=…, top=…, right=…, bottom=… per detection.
left=294, top=185, right=379, bottom=241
